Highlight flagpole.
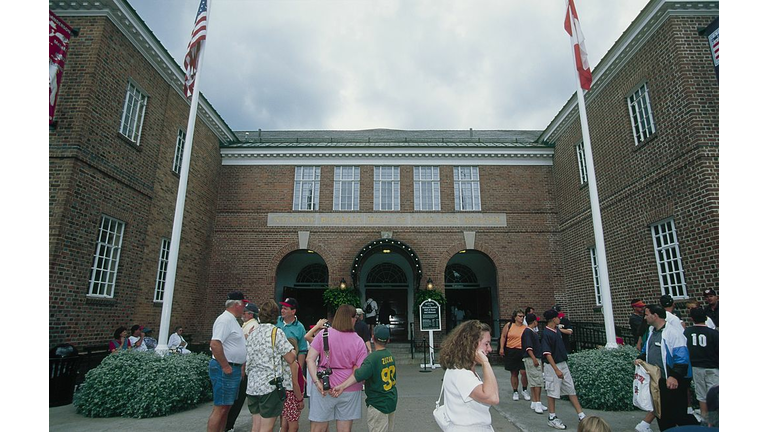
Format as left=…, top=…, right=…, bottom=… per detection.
left=156, top=0, right=212, bottom=353
left=566, top=1, right=617, bottom=349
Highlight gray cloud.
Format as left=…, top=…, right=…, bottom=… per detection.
left=128, top=0, right=648, bottom=131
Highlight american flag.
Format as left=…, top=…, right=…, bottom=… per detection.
left=183, top=0, right=208, bottom=99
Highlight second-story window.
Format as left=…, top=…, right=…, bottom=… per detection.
left=119, top=81, right=148, bottom=144
left=374, top=166, right=400, bottom=211
left=334, top=166, right=359, bottom=211
left=576, top=141, right=588, bottom=185
left=172, top=129, right=186, bottom=174
left=293, top=166, right=321, bottom=211
left=453, top=166, right=481, bottom=211
left=627, top=82, right=656, bottom=145
left=414, top=166, right=440, bottom=211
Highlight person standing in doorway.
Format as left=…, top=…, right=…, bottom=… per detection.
left=365, top=297, right=379, bottom=335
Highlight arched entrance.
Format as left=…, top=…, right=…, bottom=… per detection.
left=276, top=250, right=328, bottom=327
left=352, top=238, right=422, bottom=342
left=444, top=250, right=499, bottom=337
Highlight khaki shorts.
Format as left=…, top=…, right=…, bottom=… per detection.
left=523, top=357, right=543, bottom=388
left=366, top=405, right=395, bottom=432
left=693, top=367, right=719, bottom=402
left=543, top=361, right=576, bottom=398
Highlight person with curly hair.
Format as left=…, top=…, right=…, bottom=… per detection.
left=438, top=320, right=499, bottom=431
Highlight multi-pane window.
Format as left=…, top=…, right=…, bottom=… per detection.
left=453, top=166, right=481, bottom=211
left=172, top=129, right=186, bottom=174
left=333, top=166, right=360, bottom=211
left=576, top=141, right=588, bottom=185
left=589, top=247, right=602, bottom=305
left=119, top=81, right=148, bottom=143
left=651, top=219, right=687, bottom=298
left=154, top=238, right=171, bottom=302
left=374, top=166, right=400, bottom=211
left=293, top=166, right=321, bottom=211
left=414, top=166, right=441, bottom=211
left=88, top=216, right=125, bottom=298
left=627, top=82, right=656, bottom=145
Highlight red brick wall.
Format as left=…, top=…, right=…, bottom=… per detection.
left=550, top=15, right=719, bottom=325
left=49, top=16, right=222, bottom=348
left=207, top=164, right=563, bottom=336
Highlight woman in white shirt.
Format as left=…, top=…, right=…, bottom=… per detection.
left=439, top=320, right=500, bottom=431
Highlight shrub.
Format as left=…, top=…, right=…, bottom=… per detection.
left=567, top=345, right=639, bottom=411
left=322, top=287, right=362, bottom=311
left=74, top=350, right=213, bottom=418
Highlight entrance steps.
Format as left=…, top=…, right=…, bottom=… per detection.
left=384, top=342, right=439, bottom=366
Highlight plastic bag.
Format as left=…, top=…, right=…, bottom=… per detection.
left=633, top=364, right=653, bottom=411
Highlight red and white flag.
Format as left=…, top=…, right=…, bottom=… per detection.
left=183, top=0, right=209, bottom=99
left=50, top=11, right=74, bottom=124
left=564, top=0, right=592, bottom=91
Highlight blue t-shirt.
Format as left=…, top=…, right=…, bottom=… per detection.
left=277, top=316, right=308, bottom=355
left=521, top=327, right=542, bottom=358
left=541, top=326, right=568, bottom=364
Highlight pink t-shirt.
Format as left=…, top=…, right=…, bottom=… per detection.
left=310, top=327, right=368, bottom=392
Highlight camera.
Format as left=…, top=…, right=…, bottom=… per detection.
left=316, top=367, right=333, bottom=391
left=322, top=321, right=331, bottom=329
left=269, top=376, right=286, bottom=401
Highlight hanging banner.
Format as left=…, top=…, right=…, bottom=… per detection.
left=701, top=17, right=718, bottom=81
left=50, top=11, right=74, bottom=125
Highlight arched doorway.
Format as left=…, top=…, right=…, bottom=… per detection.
left=276, top=250, right=328, bottom=327
left=352, top=238, right=422, bottom=342
left=444, top=250, right=499, bottom=337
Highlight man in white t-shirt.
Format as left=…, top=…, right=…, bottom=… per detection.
left=364, top=297, right=378, bottom=335
left=207, top=291, right=248, bottom=432
left=128, top=325, right=147, bottom=352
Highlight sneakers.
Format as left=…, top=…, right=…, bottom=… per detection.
left=635, top=421, right=652, bottom=432
left=535, top=403, right=544, bottom=414
left=548, top=416, right=566, bottom=430
left=523, top=389, right=531, bottom=401
left=513, top=391, right=520, bottom=401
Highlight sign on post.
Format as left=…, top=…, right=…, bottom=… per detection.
left=419, top=299, right=442, bottom=369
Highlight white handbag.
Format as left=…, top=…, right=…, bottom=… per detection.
left=433, top=378, right=451, bottom=431
left=632, top=364, right=653, bottom=412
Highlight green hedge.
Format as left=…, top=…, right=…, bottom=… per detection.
left=567, top=345, right=639, bottom=411
left=74, top=350, right=213, bottom=418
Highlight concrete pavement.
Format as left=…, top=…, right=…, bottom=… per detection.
left=50, top=364, right=659, bottom=431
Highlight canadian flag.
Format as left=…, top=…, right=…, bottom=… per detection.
left=564, top=0, right=592, bottom=90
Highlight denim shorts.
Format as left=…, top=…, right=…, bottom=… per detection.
left=209, top=359, right=242, bottom=406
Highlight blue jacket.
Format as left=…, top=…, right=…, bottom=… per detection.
left=642, top=322, right=692, bottom=380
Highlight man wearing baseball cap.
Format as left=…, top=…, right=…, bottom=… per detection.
left=331, top=325, right=398, bottom=432
left=702, top=289, right=718, bottom=328
left=277, top=297, right=308, bottom=368
left=207, top=291, right=248, bottom=432
left=225, top=300, right=260, bottom=432
left=541, top=309, right=586, bottom=429
left=629, top=299, right=649, bottom=350
left=659, top=295, right=683, bottom=331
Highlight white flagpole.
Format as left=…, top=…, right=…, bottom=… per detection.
left=566, top=1, right=617, bottom=349
left=156, top=0, right=212, bottom=353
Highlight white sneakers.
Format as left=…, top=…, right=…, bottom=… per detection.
left=512, top=391, right=520, bottom=401
left=523, top=389, right=531, bottom=401
left=635, top=421, right=653, bottom=432
left=530, top=401, right=546, bottom=413
left=548, top=416, right=566, bottom=430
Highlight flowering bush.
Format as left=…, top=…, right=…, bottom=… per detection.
left=74, top=350, right=212, bottom=418
left=567, top=344, right=639, bottom=411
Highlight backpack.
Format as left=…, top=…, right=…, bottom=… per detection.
left=365, top=301, right=374, bottom=314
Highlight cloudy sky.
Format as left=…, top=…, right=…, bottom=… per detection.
left=127, top=0, right=648, bottom=132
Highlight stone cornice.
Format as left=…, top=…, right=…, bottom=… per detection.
left=49, top=0, right=237, bottom=143
left=540, top=0, right=719, bottom=144
left=221, top=146, right=554, bottom=166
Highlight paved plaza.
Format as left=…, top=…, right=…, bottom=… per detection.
left=50, top=364, right=660, bottom=432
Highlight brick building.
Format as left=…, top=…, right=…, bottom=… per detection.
left=49, top=0, right=718, bottom=348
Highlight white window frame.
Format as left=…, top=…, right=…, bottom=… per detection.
left=453, top=166, right=481, bottom=211
left=293, top=166, right=321, bottom=211
left=333, top=166, right=360, bottom=211
left=119, top=81, right=148, bottom=144
left=576, top=141, right=588, bottom=185
left=154, top=238, right=171, bottom=302
left=374, top=166, right=400, bottom=211
left=589, top=247, right=602, bottom=305
left=414, top=166, right=441, bottom=211
left=627, top=82, right=656, bottom=145
left=651, top=218, right=688, bottom=298
left=172, top=129, right=186, bottom=174
left=88, top=215, right=125, bottom=298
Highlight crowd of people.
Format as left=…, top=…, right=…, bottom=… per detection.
left=193, top=288, right=719, bottom=432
